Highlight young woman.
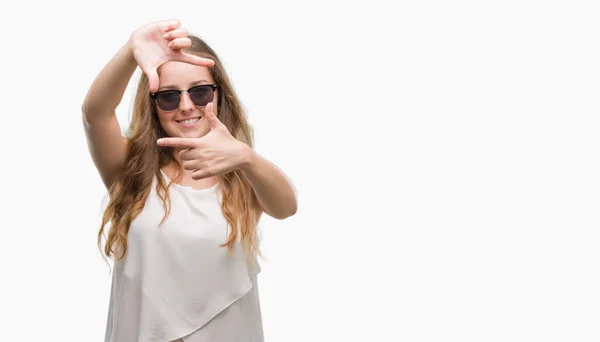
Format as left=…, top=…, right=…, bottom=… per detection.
left=82, top=19, right=298, bottom=342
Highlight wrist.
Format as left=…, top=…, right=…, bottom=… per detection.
left=122, top=39, right=136, bottom=63
left=239, top=144, right=255, bottom=173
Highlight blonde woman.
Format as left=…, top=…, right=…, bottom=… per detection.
left=82, top=19, right=297, bottom=342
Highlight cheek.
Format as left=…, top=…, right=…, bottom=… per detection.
left=212, top=93, right=219, bottom=111
left=156, top=112, right=176, bottom=132
left=157, top=111, right=173, bottom=123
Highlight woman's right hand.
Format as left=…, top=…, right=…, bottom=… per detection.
left=128, top=19, right=214, bottom=93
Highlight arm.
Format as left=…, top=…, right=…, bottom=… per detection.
left=154, top=103, right=298, bottom=218
left=82, top=20, right=213, bottom=189
left=240, top=148, right=298, bottom=220
left=81, top=42, right=136, bottom=189
left=81, top=42, right=137, bottom=121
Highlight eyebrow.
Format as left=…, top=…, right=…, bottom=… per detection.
left=157, top=80, right=211, bottom=91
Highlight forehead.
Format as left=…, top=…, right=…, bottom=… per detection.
left=157, top=61, right=214, bottom=86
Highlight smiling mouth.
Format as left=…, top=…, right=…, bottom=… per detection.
left=176, top=117, right=201, bottom=126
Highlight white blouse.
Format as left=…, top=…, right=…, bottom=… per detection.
left=103, top=171, right=264, bottom=342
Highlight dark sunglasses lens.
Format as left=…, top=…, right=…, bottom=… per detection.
left=156, top=91, right=180, bottom=111
left=189, top=86, right=214, bottom=107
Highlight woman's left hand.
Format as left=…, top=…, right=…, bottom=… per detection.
left=157, top=103, right=250, bottom=180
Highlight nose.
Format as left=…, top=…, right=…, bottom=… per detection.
left=178, top=90, right=195, bottom=113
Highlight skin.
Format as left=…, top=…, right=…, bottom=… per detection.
left=84, top=19, right=298, bottom=342
left=155, top=62, right=215, bottom=140
left=83, top=18, right=297, bottom=219
left=155, top=61, right=237, bottom=189
left=154, top=40, right=297, bottom=219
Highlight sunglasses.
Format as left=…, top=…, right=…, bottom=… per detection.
left=150, top=84, right=218, bottom=111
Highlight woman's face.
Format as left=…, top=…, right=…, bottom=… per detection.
left=154, top=61, right=218, bottom=139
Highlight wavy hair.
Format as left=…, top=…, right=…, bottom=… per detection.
left=97, top=35, right=261, bottom=266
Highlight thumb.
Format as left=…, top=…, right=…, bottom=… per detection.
left=205, top=102, right=221, bottom=129
left=143, top=67, right=160, bottom=93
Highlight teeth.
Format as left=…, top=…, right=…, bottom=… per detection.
left=178, top=118, right=200, bottom=125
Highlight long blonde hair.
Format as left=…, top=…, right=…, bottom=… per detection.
left=98, top=35, right=261, bottom=265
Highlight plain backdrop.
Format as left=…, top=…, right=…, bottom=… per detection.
left=1, top=1, right=599, bottom=341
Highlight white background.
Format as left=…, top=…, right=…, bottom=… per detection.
left=1, top=1, right=599, bottom=341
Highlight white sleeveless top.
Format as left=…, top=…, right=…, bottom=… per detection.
left=103, top=171, right=264, bottom=342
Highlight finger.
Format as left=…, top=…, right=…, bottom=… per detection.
left=142, top=66, right=160, bottom=93
left=177, top=53, right=215, bottom=67
left=205, top=102, right=222, bottom=129
left=157, top=137, right=197, bottom=148
left=182, top=160, right=198, bottom=171
left=178, top=148, right=196, bottom=161
left=163, top=28, right=188, bottom=41
left=168, top=37, right=192, bottom=50
left=161, top=19, right=181, bottom=32
left=205, top=102, right=216, bottom=127
left=191, top=169, right=211, bottom=180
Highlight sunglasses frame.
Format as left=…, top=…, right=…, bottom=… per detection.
left=150, top=84, right=219, bottom=111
